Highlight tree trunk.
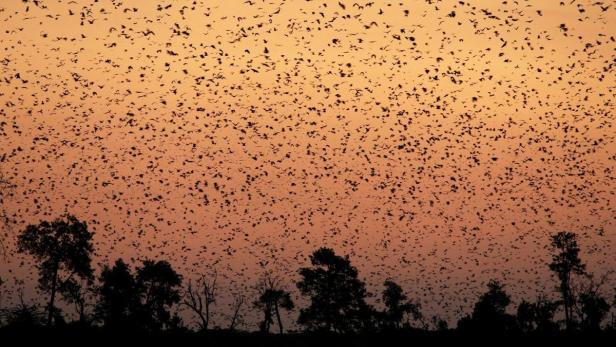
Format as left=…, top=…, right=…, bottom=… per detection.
left=78, top=299, right=86, bottom=323
left=262, top=304, right=272, bottom=333
left=274, top=301, right=283, bottom=334
left=47, top=264, right=58, bottom=326
left=229, top=301, right=241, bottom=331
left=204, top=302, right=210, bottom=331
left=229, top=313, right=237, bottom=331
left=563, top=273, right=571, bottom=331
left=198, top=311, right=207, bottom=332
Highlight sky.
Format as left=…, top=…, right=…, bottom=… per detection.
left=0, top=0, right=615, bottom=329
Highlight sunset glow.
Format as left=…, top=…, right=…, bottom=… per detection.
left=1, top=0, right=615, bottom=329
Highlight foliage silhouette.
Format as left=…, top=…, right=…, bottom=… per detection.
left=457, top=279, right=517, bottom=333
left=431, top=316, right=449, bottom=331
left=95, top=259, right=140, bottom=331
left=4, top=302, right=43, bottom=329
left=16, top=215, right=94, bottom=327
left=2, top=223, right=616, bottom=341
left=576, top=273, right=611, bottom=331
left=254, top=272, right=294, bottom=334
left=96, top=258, right=183, bottom=332
left=296, top=247, right=374, bottom=333
left=516, top=296, right=558, bottom=333
left=549, top=231, right=586, bottom=330
left=2, top=287, right=43, bottom=329
left=578, top=291, right=609, bottom=331
left=381, top=280, right=422, bottom=329
left=62, top=277, right=94, bottom=325
left=134, top=259, right=183, bottom=332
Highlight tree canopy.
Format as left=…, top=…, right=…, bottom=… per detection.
left=297, top=247, right=373, bottom=333
left=549, top=231, right=586, bottom=330
left=17, top=215, right=94, bottom=326
left=458, top=280, right=516, bottom=332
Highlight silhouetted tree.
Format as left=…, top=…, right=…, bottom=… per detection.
left=516, top=296, right=558, bottom=333
left=549, top=231, right=585, bottom=330
left=297, top=247, right=373, bottom=333
left=254, top=272, right=294, bottom=334
left=135, top=259, right=182, bottom=332
left=95, top=259, right=140, bottom=331
left=62, top=277, right=94, bottom=324
left=381, top=279, right=422, bottom=329
left=578, top=291, right=609, bottom=331
left=3, top=285, right=43, bottom=329
left=5, top=301, right=43, bottom=329
left=431, top=315, right=449, bottom=331
left=516, top=300, right=535, bottom=333
left=458, top=279, right=516, bottom=333
left=228, top=292, right=245, bottom=331
left=96, top=259, right=183, bottom=332
left=17, top=215, right=94, bottom=326
left=575, top=273, right=611, bottom=331
left=182, top=272, right=217, bottom=332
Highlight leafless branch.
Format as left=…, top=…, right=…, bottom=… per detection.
left=182, top=271, right=217, bottom=331
left=228, top=293, right=245, bottom=331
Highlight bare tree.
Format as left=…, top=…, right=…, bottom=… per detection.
left=182, top=272, right=217, bottom=331
left=228, top=293, right=245, bottom=331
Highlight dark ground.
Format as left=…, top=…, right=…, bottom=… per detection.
left=1, top=327, right=614, bottom=347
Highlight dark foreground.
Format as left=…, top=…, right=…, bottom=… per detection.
left=1, top=327, right=615, bottom=347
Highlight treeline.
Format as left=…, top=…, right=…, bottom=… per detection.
left=1, top=215, right=615, bottom=337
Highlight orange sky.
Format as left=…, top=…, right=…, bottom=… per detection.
left=1, top=0, right=615, bottom=328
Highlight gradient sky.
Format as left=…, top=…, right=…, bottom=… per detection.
left=1, top=0, right=615, bottom=329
